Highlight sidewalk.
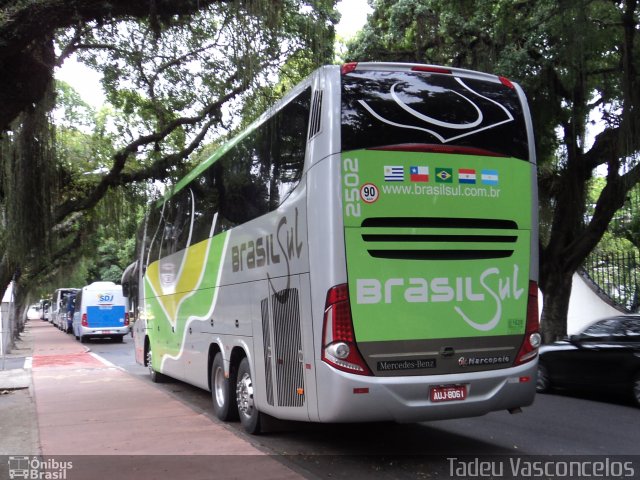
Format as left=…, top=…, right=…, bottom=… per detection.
left=0, top=317, right=34, bottom=387
left=0, top=320, right=39, bottom=457
left=1, top=321, right=303, bottom=480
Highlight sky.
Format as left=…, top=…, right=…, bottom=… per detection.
left=336, top=0, right=371, bottom=38
left=54, top=0, right=372, bottom=109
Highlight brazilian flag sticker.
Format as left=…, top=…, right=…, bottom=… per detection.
left=435, top=168, right=453, bottom=183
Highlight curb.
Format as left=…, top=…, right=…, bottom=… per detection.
left=0, top=368, right=31, bottom=391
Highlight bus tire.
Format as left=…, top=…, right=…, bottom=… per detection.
left=147, top=346, right=165, bottom=383
left=211, top=353, right=238, bottom=422
left=236, top=357, right=261, bottom=435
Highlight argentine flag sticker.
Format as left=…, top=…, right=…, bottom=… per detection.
left=481, top=170, right=499, bottom=186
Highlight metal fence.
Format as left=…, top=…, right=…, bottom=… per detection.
left=582, top=252, right=640, bottom=312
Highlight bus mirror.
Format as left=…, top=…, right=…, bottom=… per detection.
left=122, top=282, right=130, bottom=297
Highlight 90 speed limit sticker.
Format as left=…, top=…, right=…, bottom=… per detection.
left=360, top=183, right=379, bottom=204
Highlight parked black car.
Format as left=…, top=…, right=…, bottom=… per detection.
left=537, top=315, right=640, bottom=406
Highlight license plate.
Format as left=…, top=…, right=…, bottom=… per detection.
left=430, top=384, right=467, bottom=403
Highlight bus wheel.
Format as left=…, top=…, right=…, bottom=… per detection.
left=147, top=347, right=165, bottom=383
left=236, top=357, right=261, bottom=434
left=211, top=353, right=238, bottom=421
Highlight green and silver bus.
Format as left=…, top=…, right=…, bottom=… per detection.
left=129, top=62, right=540, bottom=434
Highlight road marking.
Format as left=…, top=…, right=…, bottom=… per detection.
left=88, top=352, right=126, bottom=371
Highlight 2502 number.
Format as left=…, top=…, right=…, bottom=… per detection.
left=343, top=157, right=361, bottom=217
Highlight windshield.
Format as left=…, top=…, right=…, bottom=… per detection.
left=341, top=70, right=529, bottom=161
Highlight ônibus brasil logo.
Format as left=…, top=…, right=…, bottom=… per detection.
left=8, top=457, right=73, bottom=479
left=356, top=265, right=524, bottom=332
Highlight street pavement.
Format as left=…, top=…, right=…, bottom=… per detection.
left=0, top=321, right=302, bottom=480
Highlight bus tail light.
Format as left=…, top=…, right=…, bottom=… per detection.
left=124, top=313, right=129, bottom=326
left=515, top=281, right=541, bottom=365
left=499, top=76, right=516, bottom=89
left=341, top=62, right=358, bottom=75
left=322, top=284, right=372, bottom=376
left=81, top=313, right=88, bottom=327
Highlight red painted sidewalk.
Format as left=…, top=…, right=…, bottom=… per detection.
left=29, top=321, right=302, bottom=479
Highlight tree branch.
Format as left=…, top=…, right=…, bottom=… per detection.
left=0, top=0, right=226, bottom=60
left=0, top=0, right=229, bottom=131
left=53, top=73, right=250, bottom=223
left=564, top=159, right=640, bottom=272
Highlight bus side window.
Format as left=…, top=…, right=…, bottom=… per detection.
left=135, top=216, right=149, bottom=272
left=146, top=203, right=165, bottom=266
left=173, top=190, right=194, bottom=250
left=181, top=86, right=311, bottom=243
left=267, top=87, right=311, bottom=208
left=218, top=131, right=270, bottom=227
left=160, top=188, right=193, bottom=257
left=160, top=198, right=177, bottom=258
left=190, top=161, right=224, bottom=241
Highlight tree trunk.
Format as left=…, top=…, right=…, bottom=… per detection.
left=539, top=269, right=574, bottom=343
left=0, top=256, right=15, bottom=351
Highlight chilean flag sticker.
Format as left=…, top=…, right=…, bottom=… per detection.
left=410, top=166, right=429, bottom=182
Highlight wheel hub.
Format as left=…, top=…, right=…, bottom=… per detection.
left=236, top=372, right=254, bottom=416
left=147, top=350, right=153, bottom=375
left=214, top=366, right=226, bottom=407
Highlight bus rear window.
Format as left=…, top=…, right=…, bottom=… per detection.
left=341, top=70, right=529, bottom=161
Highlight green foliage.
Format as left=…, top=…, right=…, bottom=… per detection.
left=597, top=184, right=640, bottom=254
left=36, top=257, right=91, bottom=297
left=236, top=50, right=321, bottom=131
left=55, top=80, right=94, bottom=129
left=58, top=1, right=336, bottom=159
left=594, top=231, right=637, bottom=256
left=55, top=83, right=117, bottom=206
left=14, top=80, right=149, bottom=291
left=87, top=236, right=135, bottom=283
left=1, top=80, right=56, bottom=265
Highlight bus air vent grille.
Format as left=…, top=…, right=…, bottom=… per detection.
left=262, top=288, right=305, bottom=408
left=361, top=217, right=518, bottom=229
left=308, top=90, right=323, bottom=139
left=360, top=217, right=519, bottom=261
left=367, top=249, right=514, bottom=261
left=261, top=298, right=275, bottom=406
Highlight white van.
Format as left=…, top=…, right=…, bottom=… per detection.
left=72, top=281, right=129, bottom=343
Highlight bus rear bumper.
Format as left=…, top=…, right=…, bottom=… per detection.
left=78, top=326, right=130, bottom=338
left=315, top=360, right=537, bottom=423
